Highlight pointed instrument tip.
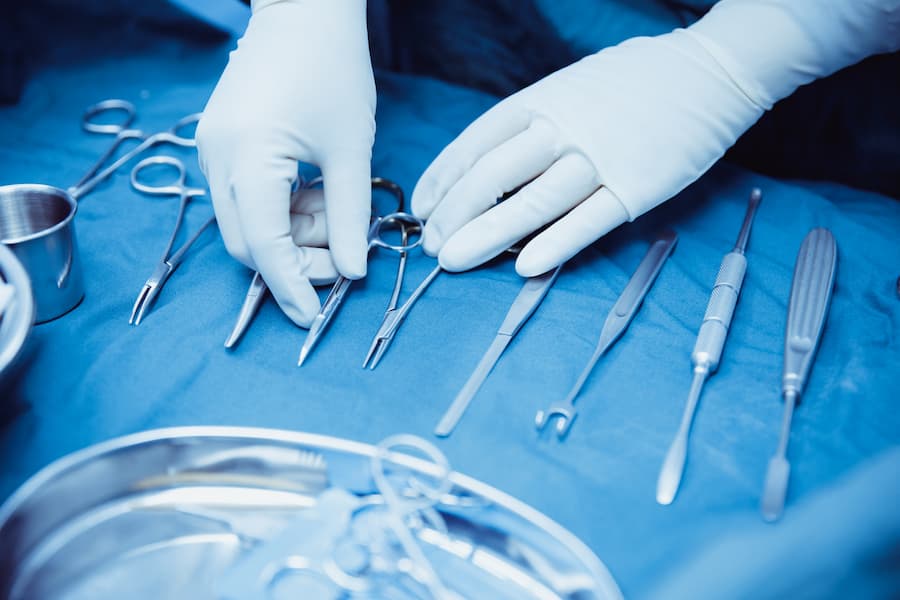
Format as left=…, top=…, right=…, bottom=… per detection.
left=368, top=342, right=389, bottom=370
left=362, top=339, right=379, bottom=369
left=297, top=346, right=310, bottom=367
left=129, top=287, right=149, bottom=325
left=224, top=318, right=248, bottom=349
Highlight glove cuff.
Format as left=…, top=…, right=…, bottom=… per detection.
left=251, top=0, right=367, bottom=17
left=689, top=0, right=900, bottom=109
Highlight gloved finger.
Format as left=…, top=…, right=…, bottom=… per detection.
left=516, top=186, right=630, bottom=277
left=321, top=155, right=372, bottom=279
left=299, top=246, right=340, bottom=286
left=438, top=153, right=598, bottom=272
left=412, top=103, right=531, bottom=220
left=422, top=120, right=559, bottom=256
left=289, top=187, right=328, bottom=247
left=201, top=168, right=255, bottom=268
left=233, top=172, right=326, bottom=327
left=290, top=186, right=326, bottom=215
left=290, top=210, right=328, bottom=247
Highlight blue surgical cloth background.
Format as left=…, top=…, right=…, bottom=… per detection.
left=1, top=2, right=899, bottom=598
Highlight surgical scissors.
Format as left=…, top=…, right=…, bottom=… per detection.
left=225, top=177, right=413, bottom=349
left=128, top=156, right=216, bottom=325
left=69, top=99, right=201, bottom=199
left=297, top=200, right=423, bottom=366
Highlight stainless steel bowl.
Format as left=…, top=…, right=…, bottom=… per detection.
left=0, top=184, right=84, bottom=322
left=0, top=242, right=34, bottom=387
left=0, top=427, right=622, bottom=600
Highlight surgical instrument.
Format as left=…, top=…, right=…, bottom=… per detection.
left=224, top=270, right=267, bottom=348
left=297, top=209, right=423, bottom=366
left=224, top=178, right=410, bottom=348
left=223, top=174, right=322, bottom=348
left=362, top=196, right=547, bottom=369
left=362, top=240, right=534, bottom=370
left=434, top=265, right=562, bottom=437
left=761, top=227, right=836, bottom=522
left=362, top=263, right=442, bottom=370
left=69, top=99, right=200, bottom=200
left=128, top=156, right=216, bottom=325
left=535, top=230, right=678, bottom=438
left=656, top=189, right=762, bottom=505
left=73, top=99, right=140, bottom=190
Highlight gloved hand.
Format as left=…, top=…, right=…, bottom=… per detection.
left=413, top=0, right=900, bottom=277
left=196, top=0, right=375, bottom=327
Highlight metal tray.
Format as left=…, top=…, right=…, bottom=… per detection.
left=0, top=427, right=622, bottom=599
left=0, top=243, right=34, bottom=390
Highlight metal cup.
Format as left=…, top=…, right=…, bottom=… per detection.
left=0, top=184, right=84, bottom=322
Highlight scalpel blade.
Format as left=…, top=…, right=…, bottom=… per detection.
left=434, top=265, right=561, bottom=437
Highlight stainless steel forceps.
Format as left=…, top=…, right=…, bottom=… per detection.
left=362, top=263, right=442, bottom=370
left=362, top=235, right=542, bottom=370
left=69, top=99, right=201, bottom=199
left=128, top=156, right=216, bottom=325
left=535, top=230, right=678, bottom=438
left=224, top=177, right=414, bottom=349
left=297, top=184, right=423, bottom=366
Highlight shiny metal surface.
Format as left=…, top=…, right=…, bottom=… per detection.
left=0, top=427, right=622, bottom=600
left=127, top=156, right=214, bottom=326
left=0, top=184, right=84, bottom=322
left=434, top=265, right=562, bottom=437
left=298, top=210, right=424, bottom=367
left=761, top=228, right=837, bottom=522
left=657, top=190, right=761, bottom=505
left=228, top=178, right=414, bottom=352
left=0, top=243, right=35, bottom=387
left=535, top=231, right=678, bottom=438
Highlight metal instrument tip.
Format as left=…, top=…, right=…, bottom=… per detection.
left=761, top=456, right=790, bottom=522
left=224, top=331, right=238, bottom=349
left=362, top=338, right=380, bottom=369
left=733, top=188, right=763, bottom=254
left=368, top=342, right=390, bottom=370
left=297, top=346, right=311, bottom=367
left=656, top=435, right=688, bottom=506
left=129, top=285, right=151, bottom=326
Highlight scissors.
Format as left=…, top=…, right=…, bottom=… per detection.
left=361, top=190, right=544, bottom=370
left=225, top=177, right=416, bottom=349
left=69, top=99, right=201, bottom=200
left=297, top=183, right=423, bottom=366
left=128, top=155, right=216, bottom=325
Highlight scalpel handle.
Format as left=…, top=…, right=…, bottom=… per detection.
left=497, top=265, right=562, bottom=336
left=596, top=230, right=677, bottom=350
left=783, top=228, right=837, bottom=401
left=691, top=252, right=746, bottom=373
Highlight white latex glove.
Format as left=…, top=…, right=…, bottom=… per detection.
left=196, top=0, right=375, bottom=327
left=413, top=0, right=900, bottom=277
